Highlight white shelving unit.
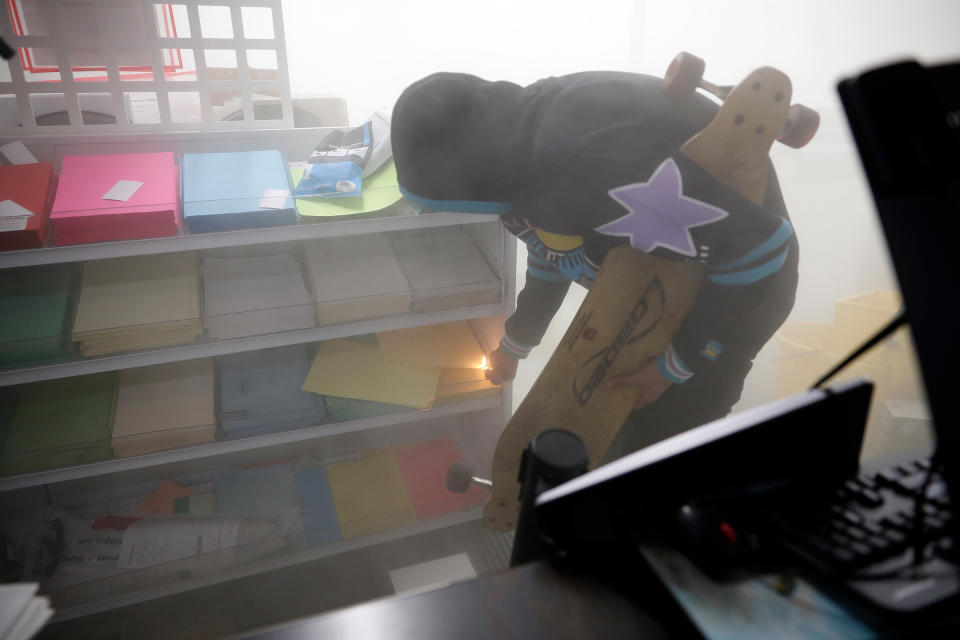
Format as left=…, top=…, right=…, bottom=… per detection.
left=0, top=129, right=517, bottom=620
left=0, top=1, right=518, bottom=624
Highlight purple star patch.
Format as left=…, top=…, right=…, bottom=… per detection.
left=596, top=158, right=729, bottom=257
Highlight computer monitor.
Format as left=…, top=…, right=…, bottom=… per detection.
left=837, top=60, right=960, bottom=503
left=533, top=379, right=873, bottom=547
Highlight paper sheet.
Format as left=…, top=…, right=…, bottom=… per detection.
left=0, top=200, right=35, bottom=219
left=117, top=517, right=241, bottom=569
left=201, top=254, right=314, bottom=340
left=0, top=140, right=39, bottom=165
left=304, top=234, right=412, bottom=325
left=112, top=359, right=216, bottom=457
left=50, top=153, right=178, bottom=236
left=102, top=179, right=144, bottom=201
left=302, top=339, right=441, bottom=409
left=435, top=367, right=499, bottom=402
left=394, top=438, right=486, bottom=520
left=376, top=320, right=486, bottom=369
left=326, top=452, right=417, bottom=538
left=640, top=546, right=873, bottom=639
left=389, top=553, right=477, bottom=594
left=73, top=252, right=201, bottom=334
left=134, top=480, right=194, bottom=515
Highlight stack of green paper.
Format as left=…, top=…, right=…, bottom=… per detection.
left=323, top=395, right=410, bottom=422
left=0, top=373, right=116, bottom=476
left=0, top=267, right=74, bottom=366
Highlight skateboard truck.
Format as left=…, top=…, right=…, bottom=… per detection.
left=510, top=429, right=589, bottom=567
left=446, top=460, right=493, bottom=494
left=665, top=51, right=820, bottom=149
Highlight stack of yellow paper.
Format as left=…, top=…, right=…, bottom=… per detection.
left=71, top=253, right=202, bottom=356
left=301, top=320, right=498, bottom=411
left=302, top=339, right=441, bottom=410
left=326, top=451, right=417, bottom=538
left=434, top=367, right=499, bottom=405
left=111, top=359, right=216, bottom=458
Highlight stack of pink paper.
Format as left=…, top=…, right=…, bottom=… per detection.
left=50, top=153, right=179, bottom=246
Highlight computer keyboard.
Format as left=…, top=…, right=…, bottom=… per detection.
left=761, top=456, right=959, bottom=618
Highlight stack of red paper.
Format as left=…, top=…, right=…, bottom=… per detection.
left=0, top=162, right=53, bottom=251
left=50, top=153, right=179, bottom=246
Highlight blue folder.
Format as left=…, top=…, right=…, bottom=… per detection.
left=182, top=150, right=297, bottom=232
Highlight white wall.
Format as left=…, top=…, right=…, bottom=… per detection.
left=281, top=1, right=959, bottom=449
left=282, top=0, right=640, bottom=122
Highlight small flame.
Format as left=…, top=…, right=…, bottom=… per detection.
left=481, top=355, right=490, bottom=371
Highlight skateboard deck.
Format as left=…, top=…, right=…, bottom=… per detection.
left=482, top=64, right=798, bottom=532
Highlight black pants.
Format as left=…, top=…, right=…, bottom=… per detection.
left=603, top=360, right=752, bottom=462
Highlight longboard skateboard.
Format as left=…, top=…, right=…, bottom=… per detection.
left=479, top=55, right=816, bottom=532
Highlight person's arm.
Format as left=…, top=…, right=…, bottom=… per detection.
left=487, top=248, right=571, bottom=384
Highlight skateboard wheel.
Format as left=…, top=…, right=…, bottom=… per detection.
left=664, top=51, right=705, bottom=99
left=777, top=104, right=820, bottom=148
left=446, top=460, right=474, bottom=494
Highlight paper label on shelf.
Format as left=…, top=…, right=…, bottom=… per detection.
left=259, top=188, right=290, bottom=209
left=0, top=199, right=34, bottom=230
left=0, top=199, right=35, bottom=219
left=0, top=140, right=39, bottom=165
left=102, top=179, right=144, bottom=201
left=117, top=517, right=240, bottom=569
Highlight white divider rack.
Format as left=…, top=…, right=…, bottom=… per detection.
left=1, top=0, right=294, bottom=133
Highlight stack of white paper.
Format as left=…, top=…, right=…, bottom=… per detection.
left=202, top=254, right=315, bottom=340
left=71, top=253, right=203, bottom=357
left=304, top=234, right=412, bottom=326
left=0, top=583, right=53, bottom=640
left=391, top=231, right=501, bottom=312
left=111, top=359, right=216, bottom=457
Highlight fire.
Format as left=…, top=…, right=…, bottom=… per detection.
left=481, top=355, right=490, bottom=371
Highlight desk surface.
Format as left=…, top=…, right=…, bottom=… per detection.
left=236, top=558, right=692, bottom=640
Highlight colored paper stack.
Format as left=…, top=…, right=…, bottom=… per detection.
left=111, top=359, right=216, bottom=458
left=0, top=162, right=54, bottom=251
left=390, top=230, right=501, bottom=312
left=71, top=252, right=203, bottom=357
left=301, top=321, right=497, bottom=414
left=326, top=451, right=418, bottom=538
left=182, top=150, right=297, bottom=232
left=393, top=438, right=487, bottom=520
left=303, top=233, right=412, bottom=326
left=50, top=153, right=179, bottom=246
left=217, top=345, right=328, bottom=440
left=0, top=373, right=116, bottom=476
left=201, top=253, right=315, bottom=340
left=0, top=266, right=74, bottom=366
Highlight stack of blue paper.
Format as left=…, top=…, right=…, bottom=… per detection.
left=217, top=345, right=328, bottom=440
left=295, top=466, right=341, bottom=546
left=182, top=150, right=297, bottom=232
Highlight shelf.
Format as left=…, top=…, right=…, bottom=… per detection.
left=0, top=211, right=500, bottom=269
left=0, top=395, right=500, bottom=492
left=0, top=301, right=504, bottom=388
left=50, top=508, right=484, bottom=623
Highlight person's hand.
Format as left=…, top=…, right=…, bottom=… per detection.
left=485, top=347, right=519, bottom=385
left=605, top=358, right=674, bottom=410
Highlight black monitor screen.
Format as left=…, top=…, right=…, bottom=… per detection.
left=837, top=60, right=960, bottom=497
